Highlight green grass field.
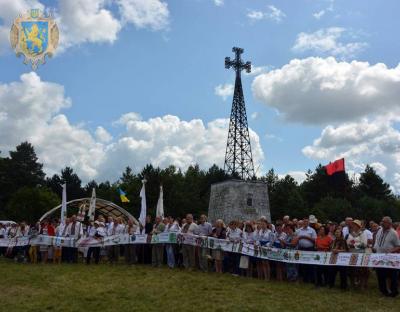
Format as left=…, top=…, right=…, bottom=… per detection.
left=0, top=260, right=398, bottom=312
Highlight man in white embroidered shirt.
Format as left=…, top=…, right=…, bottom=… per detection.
left=66, top=215, right=83, bottom=263
left=197, top=214, right=212, bottom=272
left=295, top=218, right=317, bottom=283
left=373, top=216, right=400, bottom=297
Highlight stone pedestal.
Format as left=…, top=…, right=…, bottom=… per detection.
left=208, top=179, right=271, bottom=224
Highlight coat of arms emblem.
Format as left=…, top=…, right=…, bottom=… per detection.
left=10, top=9, right=59, bottom=69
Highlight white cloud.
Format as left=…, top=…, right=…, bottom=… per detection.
left=302, top=117, right=400, bottom=191
left=278, top=171, right=307, bottom=184
left=0, top=73, right=264, bottom=183
left=292, top=27, right=367, bottom=59
left=252, top=57, right=400, bottom=125
left=247, top=10, right=264, bottom=21
left=0, top=72, right=104, bottom=179
left=117, top=0, right=169, bottom=31
left=247, top=5, right=286, bottom=23
left=0, top=26, right=9, bottom=54
left=313, top=0, right=334, bottom=20
left=215, top=83, right=234, bottom=101
left=0, top=0, right=170, bottom=54
left=370, top=162, right=387, bottom=178
left=213, top=0, right=224, bottom=7
left=95, top=126, right=113, bottom=143
left=244, top=65, right=271, bottom=76
left=102, top=114, right=264, bottom=180
left=57, top=0, right=122, bottom=50
left=251, top=112, right=260, bottom=120
left=265, top=133, right=282, bottom=142
left=313, top=10, right=325, bottom=20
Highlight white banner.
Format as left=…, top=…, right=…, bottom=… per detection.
left=1, top=233, right=400, bottom=269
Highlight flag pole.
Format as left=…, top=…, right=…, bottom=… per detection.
left=61, top=183, right=67, bottom=224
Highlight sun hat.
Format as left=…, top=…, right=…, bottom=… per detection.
left=309, top=215, right=318, bottom=224
left=352, top=220, right=362, bottom=228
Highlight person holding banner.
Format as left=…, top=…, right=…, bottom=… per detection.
left=125, top=219, right=138, bottom=265
left=165, top=217, right=181, bottom=269
left=226, top=220, right=242, bottom=276
left=65, top=215, right=83, bottom=263
left=295, top=218, right=317, bottom=283
left=373, top=216, right=400, bottom=297
left=107, top=217, right=125, bottom=264
left=256, top=219, right=271, bottom=280
left=39, top=219, right=55, bottom=264
left=328, top=229, right=348, bottom=290
left=346, top=219, right=368, bottom=289
left=181, top=214, right=199, bottom=269
left=211, top=219, right=226, bottom=273
left=87, top=221, right=105, bottom=265
left=241, top=222, right=256, bottom=277
left=197, top=214, right=212, bottom=272
left=315, top=225, right=332, bottom=287
left=151, top=216, right=166, bottom=267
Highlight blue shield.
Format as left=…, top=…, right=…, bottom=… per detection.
left=20, top=21, right=48, bottom=55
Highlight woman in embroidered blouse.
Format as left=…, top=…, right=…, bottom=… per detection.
left=211, top=219, right=226, bottom=273
left=328, top=229, right=348, bottom=290
left=346, top=220, right=369, bottom=289
left=256, top=219, right=271, bottom=281
left=241, top=222, right=256, bottom=277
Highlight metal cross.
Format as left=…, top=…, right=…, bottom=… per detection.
left=225, top=47, right=251, bottom=77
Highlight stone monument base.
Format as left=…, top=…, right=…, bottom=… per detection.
left=208, top=179, right=271, bottom=224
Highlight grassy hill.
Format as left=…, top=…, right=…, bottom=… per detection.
left=0, top=261, right=398, bottom=311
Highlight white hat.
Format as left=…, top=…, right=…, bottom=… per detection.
left=309, top=215, right=318, bottom=224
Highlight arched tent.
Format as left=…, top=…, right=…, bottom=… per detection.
left=39, top=198, right=138, bottom=224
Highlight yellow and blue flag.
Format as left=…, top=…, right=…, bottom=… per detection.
left=118, top=188, right=130, bottom=203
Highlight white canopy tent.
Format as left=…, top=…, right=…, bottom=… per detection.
left=39, top=198, right=138, bottom=224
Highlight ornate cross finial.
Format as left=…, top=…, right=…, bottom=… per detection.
left=225, top=47, right=251, bottom=77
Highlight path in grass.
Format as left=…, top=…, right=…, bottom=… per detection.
left=0, top=262, right=398, bottom=312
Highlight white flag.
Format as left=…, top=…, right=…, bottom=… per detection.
left=88, top=188, right=96, bottom=222
left=156, top=185, right=164, bottom=218
left=138, top=179, right=147, bottom=232
left=60, top=183, right=67, bottom=223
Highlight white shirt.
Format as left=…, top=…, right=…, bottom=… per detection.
left=87, top=226, right=97, bottom=237
left=96, top=227, right=107, bottom=237
left=256, top=228, right=271, bottom=244
left=342, top=226, right=350, bottom=238
left=166, top=222, right=181, bottom=233
left=364, top=229, right=373, bottom=241
left=181, top=222, right=199, bottom=234
left=242, top=231, right=256, bottom=243
left=16, top=226, right=30, bottom=237
left=0, top=228, right=6, bottom=238
left=66, top=222, right=83, bottom=239
left=296, top=226, right=317, bottom=249
left=227, top=227, right=242, bottom=241
left=108, top=223, right=125, bottom=235
left=347, top=230, right=368, bottom=251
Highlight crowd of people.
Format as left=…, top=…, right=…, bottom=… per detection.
left=1, top=214, right=400, bottom=297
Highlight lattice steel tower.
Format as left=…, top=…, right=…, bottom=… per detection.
left=224, top=47, right=255, bottom=180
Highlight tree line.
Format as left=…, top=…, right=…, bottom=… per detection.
left=0, top=142, right=399, bottom=223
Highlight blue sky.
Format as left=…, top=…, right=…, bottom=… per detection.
left=1, top=0, right=400, bottom=189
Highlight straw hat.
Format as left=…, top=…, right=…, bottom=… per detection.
left=352, top=219, right=362, bottom=228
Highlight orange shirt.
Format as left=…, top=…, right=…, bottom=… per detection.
left=315, top=235, right=333, bottom=251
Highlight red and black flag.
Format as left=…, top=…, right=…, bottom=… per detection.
left=324, top=158, right=345, bottom=176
